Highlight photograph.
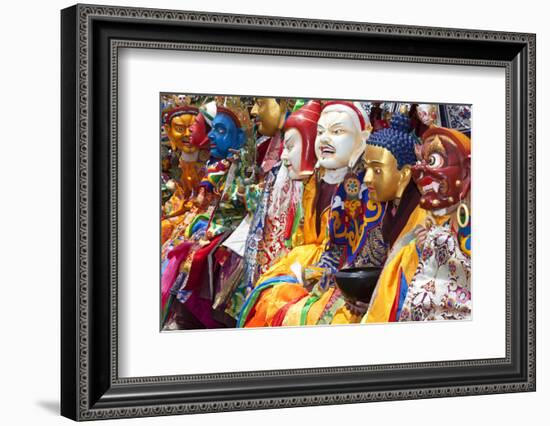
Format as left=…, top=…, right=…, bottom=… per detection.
left=57, top=3, right=536, bottom=420
left=1, top=0, right=546, bottom=423
left=159, top=94, right=472, bottom=331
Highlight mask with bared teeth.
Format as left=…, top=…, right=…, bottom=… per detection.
left=412, top=127, right=471, bottom=212
left=162, top=105, right=199, bottom=155
left=315, top=101, right=370, bottom=171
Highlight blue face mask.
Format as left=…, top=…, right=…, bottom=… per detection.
left=207, top=113, right=245, bottom=159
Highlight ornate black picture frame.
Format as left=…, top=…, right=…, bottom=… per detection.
left=61, top=3, right=536, bottom=421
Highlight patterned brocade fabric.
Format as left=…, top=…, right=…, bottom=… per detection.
left=199, top=160, right=231, bottom=194
left=399, top=223, right=471, bottom=321
left=329, top=170, right=387, bottom=267
left=241, top=167, right=278, bottom=293
left=207, top=160, right=252, bottom=237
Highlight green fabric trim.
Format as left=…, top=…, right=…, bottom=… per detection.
left=237, top=282, right=276, bottom=327
left=300, top=295, right=320, bottom=326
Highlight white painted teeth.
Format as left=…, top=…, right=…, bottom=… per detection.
left=422, top=181, right=440, bottom=194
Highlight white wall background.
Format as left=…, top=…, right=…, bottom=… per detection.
left=0, top=0, right=546, bottom=424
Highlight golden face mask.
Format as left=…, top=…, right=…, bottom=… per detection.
left=166, top=114, right=198, bottom=153
left=250, top=98, right=285, bottom=136
left=363, top=145, right=411, bottom=202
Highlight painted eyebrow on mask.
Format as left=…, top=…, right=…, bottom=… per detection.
left=425, top=136, right=447, bottom=157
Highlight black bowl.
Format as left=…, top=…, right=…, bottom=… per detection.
left=334, top=267, right=382, bottom=303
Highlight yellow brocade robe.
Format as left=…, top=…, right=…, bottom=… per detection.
left=242, top=175, right=332, bottom=327
left=362, top=206, right=431, bottom=324
left=332, top=204, right=427, bottom=325
left=161, top=160, right=206, bottom=244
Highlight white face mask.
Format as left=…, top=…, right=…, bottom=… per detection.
left=281, top=128, right=303, bottom=180
left=315, top=109, right=366, bottom=170
left=417, top=104, right=437, bottom=126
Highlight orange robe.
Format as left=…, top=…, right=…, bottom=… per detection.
left=238, top=175, right=332, bottom=327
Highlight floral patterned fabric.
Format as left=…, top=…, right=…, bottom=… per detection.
left=241, top=167, right=277, bottom=294
left=398, top=223, right=471, bottom=321
left=257, top=167, right=302, bottom=277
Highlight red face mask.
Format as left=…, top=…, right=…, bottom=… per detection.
left=189, top=113, right=210, bottom=149
left=412, top=134, right=470, bottom=211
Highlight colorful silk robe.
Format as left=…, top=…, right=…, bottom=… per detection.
left=279, top=174, right=389, bottom=327
left=161, top=159, right=236, bottom=320
left=256, top=174, right=428, bottom=327
left=237, top=172, right=336, bottom=327
left=160, top=157, right=208, bottom=243
left=364, top=215, right=471, bottom=323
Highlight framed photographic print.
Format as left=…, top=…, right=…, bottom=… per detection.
left=60, top=3, right=536, bottom=421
